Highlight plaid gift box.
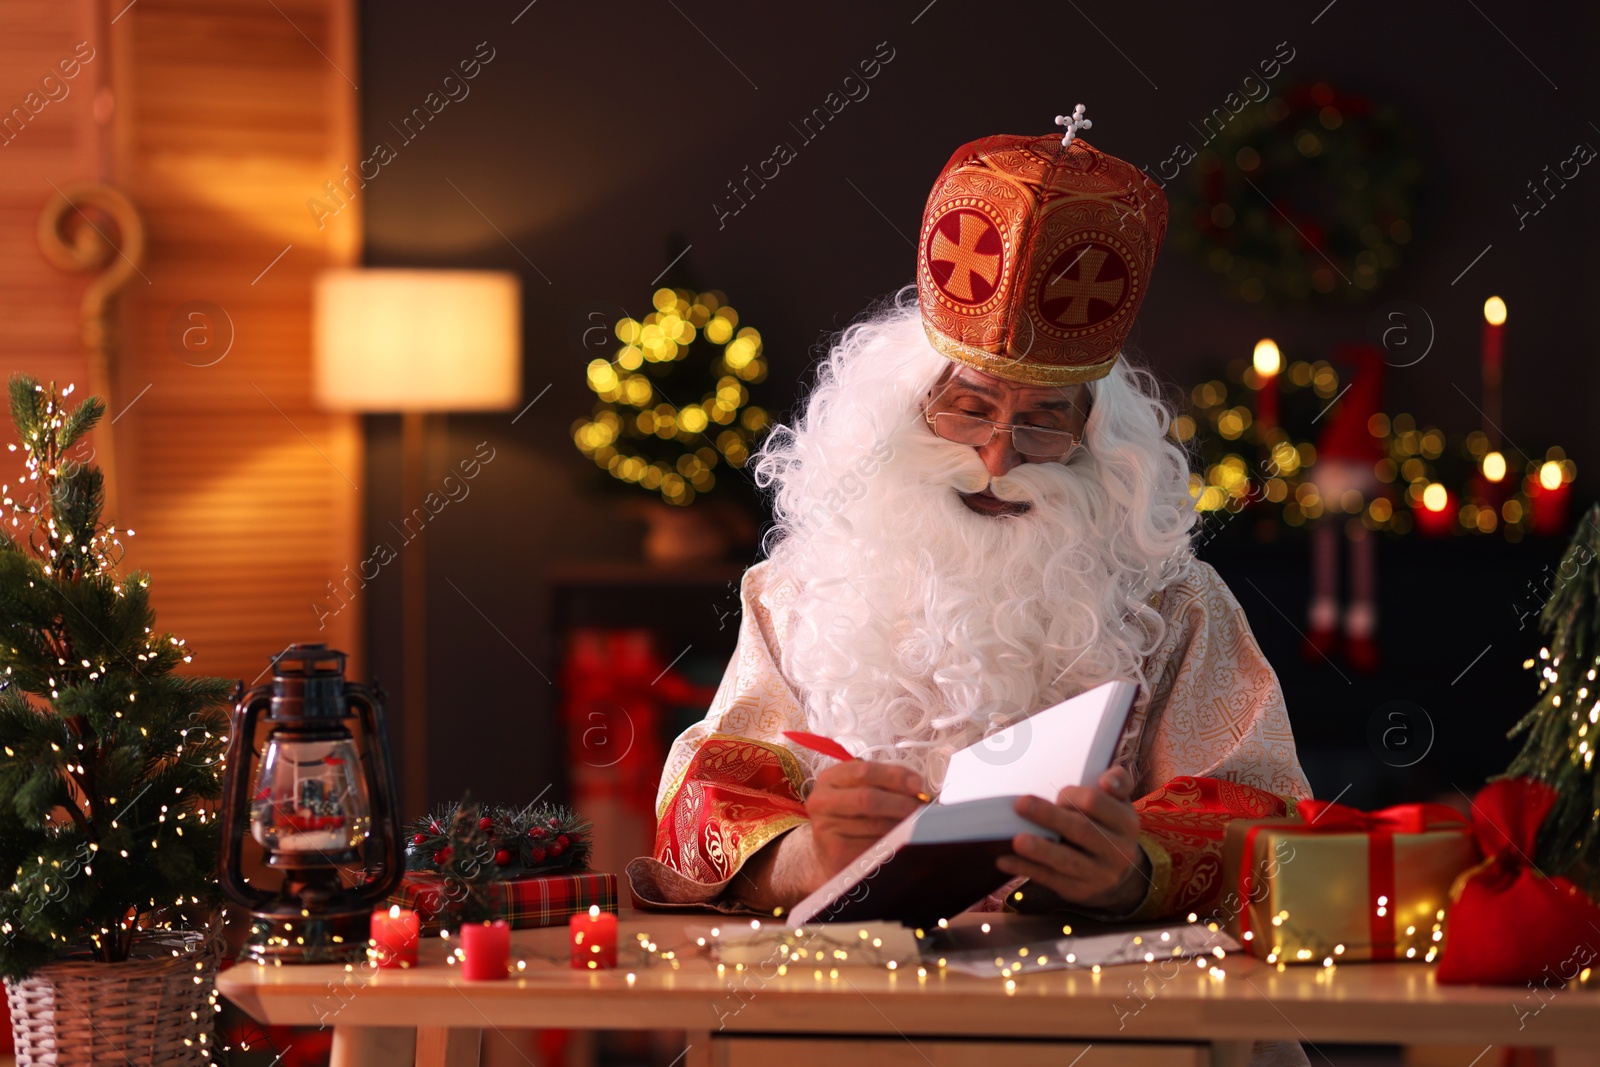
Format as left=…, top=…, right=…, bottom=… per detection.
left=388, top=871, right=618, bottom=932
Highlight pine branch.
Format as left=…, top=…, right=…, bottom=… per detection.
left=1503, top=503, right=1600, bottom=898
left=405, top=795, right=593, bottom=881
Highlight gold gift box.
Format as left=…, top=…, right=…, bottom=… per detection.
left=1221, top=815, right=1478, bottom=963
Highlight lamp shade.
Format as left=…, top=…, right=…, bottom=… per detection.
left=313, top=269, right=522, bottom=412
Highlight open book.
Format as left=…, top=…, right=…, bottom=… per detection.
left=786, top=679, right=1137, bottom=928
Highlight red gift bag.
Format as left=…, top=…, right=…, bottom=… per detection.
left=1436, top=777, right=1600, bottom=985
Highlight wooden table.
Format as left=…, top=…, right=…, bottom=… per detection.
left=216, top=915, right=1600, bottom=1067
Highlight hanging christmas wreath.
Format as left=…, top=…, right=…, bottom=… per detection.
left=572, top=287, right=770, bottom=507
left=1176, top=82, right=1425, bottom=304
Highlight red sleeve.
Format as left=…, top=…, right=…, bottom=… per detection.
left=625, top=735, right=809, bottom=910
left=1126, top=775, right=1299, bottom=920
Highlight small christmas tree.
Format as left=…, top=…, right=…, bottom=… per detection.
left=1504, top=502, right=1600, bottom=897
left=0, top=377, right=234, bottom=980
left=571, top=286, right=771, bottom=507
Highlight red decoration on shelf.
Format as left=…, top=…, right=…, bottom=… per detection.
left=1251, top=339, right=1281, bottom=435
left=1528, top=471, right=1571, bottom=537
left=1413, top=486, right=1455, bottom=537
left=560, top=627, right=719, bottom=881
left=1481, top=296, right=1505, bottom=448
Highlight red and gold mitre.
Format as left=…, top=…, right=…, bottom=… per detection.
left=917, top=110, right=1168, bottom=384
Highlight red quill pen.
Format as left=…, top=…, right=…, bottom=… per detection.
left=782, top=730, right=856, bottom=762
left=782, top=730, right=933, bottom=803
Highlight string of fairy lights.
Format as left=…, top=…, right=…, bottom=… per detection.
left=1529, top=644, right=1599, bottom=772
left=3, top=383, right=133, bottom=576
left=571, top=287, right=770, bottom=507
left=1243, top=903, right=1446, bottom=967
left=335, top=909, right=1414, bottom=990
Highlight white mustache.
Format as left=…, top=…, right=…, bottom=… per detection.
left=952, top=455, right=1073, bottom=506
left=890, top=429, right=1079, bottom=510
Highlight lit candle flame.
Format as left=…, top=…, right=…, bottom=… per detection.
left=1252, top=338, right=1282, bottom=378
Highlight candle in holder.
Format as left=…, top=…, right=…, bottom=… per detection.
left=370, top=905, right=419, bottom=969
left=1414, top=481, right=1454, bottom=537
left=569, top=905, right=618, bottom=970
left=1482, top=296, right=1505, bottom=444
left=1252, top=338, right=1281, bottom=434
left=1529, top=459, right=1572, bottom=536
left=460, top=920, right=511, bottom=981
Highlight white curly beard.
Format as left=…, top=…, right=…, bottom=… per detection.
left=754, top=297, right=1197, bottom=791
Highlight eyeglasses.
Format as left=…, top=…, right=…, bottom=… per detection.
left=922, top=410, right=1083, bottom=460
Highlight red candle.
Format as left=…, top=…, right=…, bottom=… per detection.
left=1528, top=461, right=1571, bottom=536
left=1482, top=297, right=1505, bottom=381
left=1482, top=297, right=1505, bottom=442
left=460, top=920, right=510, bottom=981
left=1413, top=482, right=1454, bottom=537
left=1252, top=339, right=1281, bottom=434
left=569, top=905, right=618, bottom=970
left=370, top=905, right=419, bottom=969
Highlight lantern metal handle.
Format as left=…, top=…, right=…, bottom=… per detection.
left=346, top=680, right=404, bottom=904
left=218, top=681, right=276, bottom=912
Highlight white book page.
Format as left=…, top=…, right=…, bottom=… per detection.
left=936, top=679, right=1136, bottom=805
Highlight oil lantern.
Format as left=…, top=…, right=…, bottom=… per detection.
left=219, top=643, right=403, bottom=963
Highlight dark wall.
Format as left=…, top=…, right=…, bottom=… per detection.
left=356, top=0, right=1600, bottom=812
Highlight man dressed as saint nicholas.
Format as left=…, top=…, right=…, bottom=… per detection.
left=627, top=110, right=1314, bottom=1064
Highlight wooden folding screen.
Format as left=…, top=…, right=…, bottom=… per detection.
left=0, top=0, right=366, bottom=682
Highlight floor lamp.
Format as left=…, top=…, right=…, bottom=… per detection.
left=313, top=269, right=522, bottom=820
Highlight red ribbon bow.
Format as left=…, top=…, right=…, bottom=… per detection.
left=1295, top=799, right=1471, bottom=836
left=1239, top=800, right=1471, bottom=960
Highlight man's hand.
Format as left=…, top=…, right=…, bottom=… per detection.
left=996, top=766, right=1152, bottom=915
left=724, top=759, right=926, bottom=911
left=805, top=760, right=926, bottom=878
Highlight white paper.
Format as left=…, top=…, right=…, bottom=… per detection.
left=937, top=679, right=1136, bottom=805
left=934, top=921, right=1240, bottom=978
left=694, top=921, right=922, bottom=966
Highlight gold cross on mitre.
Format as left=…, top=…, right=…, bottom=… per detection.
left=1055, top=104, right=1092, bottom=148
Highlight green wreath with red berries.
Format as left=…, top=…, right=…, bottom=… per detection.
left=405, top=795, right=592, bottom=880
left=1176, top=81, right=1424, bottom=305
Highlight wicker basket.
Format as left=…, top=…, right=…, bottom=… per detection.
left=4, top=935, right=218, bottom=1066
